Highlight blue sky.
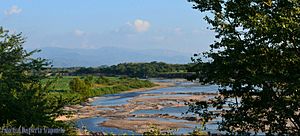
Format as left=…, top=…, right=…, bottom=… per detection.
left=0, top=0, right=215, bottom=54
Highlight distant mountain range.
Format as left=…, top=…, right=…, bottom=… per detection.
left=33, top=47, right=192, bottom=67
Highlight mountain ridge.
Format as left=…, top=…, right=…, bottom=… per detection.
left=33, top=47, right=192, bottom=67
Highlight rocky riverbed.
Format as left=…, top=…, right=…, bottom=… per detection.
left=57, top=80, right=220, bottom=135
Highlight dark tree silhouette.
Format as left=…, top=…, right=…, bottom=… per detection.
left=187, top=0, right=300, bottom=135
left=0, top=27, right=76, bottom=133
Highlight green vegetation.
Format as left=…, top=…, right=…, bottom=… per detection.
left=142, top=125, right=208, bottom=136
left=0, top=27, right=76, bottom=134
left=44, top=76, right=156, bottom=103
left=42, top=76, right=77, bottom=91
left=72, top=62, right=193, bottom=78
left=188, top=0, right=300, bottom=135
left=189, top=129, right=208, bottom=136
left=143, top=125, right=174, bottom=136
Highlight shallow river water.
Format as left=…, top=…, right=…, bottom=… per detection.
left=76, top=79, right=221, bottom=135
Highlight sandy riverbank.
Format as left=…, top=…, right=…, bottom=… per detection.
left=101, top=119, right=190, bottom=134
left=55, top=82, right=175, bottom=121
left=98, top=93, right=216, bottom=133
left=56, top=80, right=218, bottom=135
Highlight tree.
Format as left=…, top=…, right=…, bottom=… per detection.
left=83, top=75, right=94, bottom=89
left=69, top=77, right=90, bottom=99
left=69, top=78, right=87, bottom=92
left=187, top=0, right=300, bottom=135
left=0, top=27, right=76, bottom=132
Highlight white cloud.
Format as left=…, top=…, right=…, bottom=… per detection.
left=132, top=19, right=151, bottom=32
left=4, top=5, right=22, bottom=16
left=74, top=29, right=85, bottom=37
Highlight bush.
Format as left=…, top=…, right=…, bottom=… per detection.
left=143, top=125, right=174, bottom=136
left=69, top=77, right=91, bottom=99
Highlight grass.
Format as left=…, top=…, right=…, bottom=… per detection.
left=43, top=76, right=157, bottom=103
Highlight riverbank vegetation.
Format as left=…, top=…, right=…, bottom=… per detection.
left=44, top=76, right=156, bottom=102
left=47, top=62, right=194, bottom=78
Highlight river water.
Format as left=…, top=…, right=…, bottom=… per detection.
left=76, top=79, right=221, bottom=135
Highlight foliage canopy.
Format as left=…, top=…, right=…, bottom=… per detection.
left=0, top=27, right=75, bottom=133
left=188, top=0, right=300, bottom=135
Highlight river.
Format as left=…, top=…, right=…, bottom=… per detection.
left=75, top=79, right=220, bottom=135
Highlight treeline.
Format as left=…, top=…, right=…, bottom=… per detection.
left=70, top=62, right=194, bottom=78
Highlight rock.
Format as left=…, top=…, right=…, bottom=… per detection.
left=183, top=116, right=197, bottom=121
left=81, top=102, right=91, bottom=106
left=87, top=98, right=94, bottom=103
left=156, top=105, right=164, bottom=109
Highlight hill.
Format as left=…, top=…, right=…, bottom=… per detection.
left=34, top=47, right=191, bottom=67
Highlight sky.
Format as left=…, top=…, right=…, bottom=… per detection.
left=0, top=0, right=215, bottom=54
